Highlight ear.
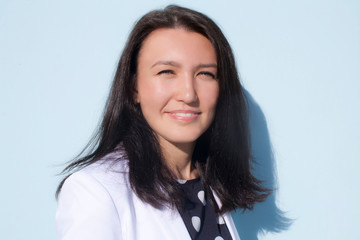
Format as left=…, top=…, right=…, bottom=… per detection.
left=133, top=74, right=140, bottom=103
left=134, top=90, right=140, bottom=103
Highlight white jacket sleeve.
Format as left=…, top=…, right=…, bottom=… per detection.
left=56, top=171, right=122, bottom=240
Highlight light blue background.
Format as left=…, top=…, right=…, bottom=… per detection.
left=1, top=0, right=359, bottom=239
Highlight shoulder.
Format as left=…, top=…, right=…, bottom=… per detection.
left=66, top=147, right=129, bottom=189
left=56, top=147, right=131, bottom=240
left=60, top=145, right=132, bottom=203
left=79, top=149, right=127, bottom=177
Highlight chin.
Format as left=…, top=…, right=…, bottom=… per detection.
left=168, top=134, right=203, bottom=144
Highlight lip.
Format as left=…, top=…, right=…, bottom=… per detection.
left=166, top=110, right=201, bottom=122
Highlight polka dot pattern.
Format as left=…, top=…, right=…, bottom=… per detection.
left=217, top=216, right=225, bottom=225
left=177, top=179, right=187, bottom=184
left=197, top=190, right=206, bottom=206
left=191, top=216, right=201, bottom=232
left=177, top=177, right=233, bottom=240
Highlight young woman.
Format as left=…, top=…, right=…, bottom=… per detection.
left=56, top=5, right=269, bottom=240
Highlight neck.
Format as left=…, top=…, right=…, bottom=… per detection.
left=158, top=138, right=198, bottom=180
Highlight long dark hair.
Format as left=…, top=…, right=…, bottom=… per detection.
left=57, top=5, right=269, bottom=214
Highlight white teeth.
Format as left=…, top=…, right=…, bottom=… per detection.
left=173, top=113, right=194, bottom=117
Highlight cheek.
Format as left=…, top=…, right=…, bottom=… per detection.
left=199, top=84, right=220, bottom=110
left=137, top=78, right=172, bottom=113
left=138, top=83, right=168, bottom=103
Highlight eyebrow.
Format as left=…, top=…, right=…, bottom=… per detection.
left=151, top=60, right=217, bottom=69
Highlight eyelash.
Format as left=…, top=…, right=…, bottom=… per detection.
left=157, top=70, right=216, bottom=79
left=157, top=70, right=174, bottom=75
left=199, top=71, right=216, bottom=79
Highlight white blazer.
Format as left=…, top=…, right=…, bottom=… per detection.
left=56, top=152, right=241, bottom=240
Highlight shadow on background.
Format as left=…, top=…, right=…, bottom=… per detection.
left=231, top=90, right=293, bottom=240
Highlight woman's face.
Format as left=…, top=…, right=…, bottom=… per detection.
left=136, top=28, right=219, bottom=147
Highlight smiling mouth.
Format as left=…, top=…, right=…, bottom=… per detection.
left=167, top=111, right=200, bottom=122
left=172, top=112, right=197, bottom=117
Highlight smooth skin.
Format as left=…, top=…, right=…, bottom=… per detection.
left=136, top=28, right=219, bottom=180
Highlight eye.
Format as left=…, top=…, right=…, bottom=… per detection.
left=198, top=71, right=216, bottom=79
left=157, top=69, right=175, bottom=75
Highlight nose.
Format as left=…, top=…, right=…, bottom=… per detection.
left=175, top=73, right=198, bottom=103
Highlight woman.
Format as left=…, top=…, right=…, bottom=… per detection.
left=56, top=5, right=269, bottom=240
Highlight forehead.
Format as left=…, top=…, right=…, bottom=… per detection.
left=138, top=28, right=217, bottom=66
